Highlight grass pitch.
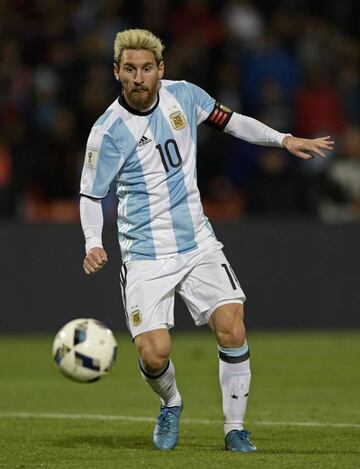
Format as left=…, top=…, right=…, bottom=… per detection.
left=0, top=331, right=359, bottom=468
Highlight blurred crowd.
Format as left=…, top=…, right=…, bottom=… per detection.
left=0, top=0, right=359, bottom=223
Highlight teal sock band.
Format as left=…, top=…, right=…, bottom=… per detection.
left=218, top=341, right=250, bottom=363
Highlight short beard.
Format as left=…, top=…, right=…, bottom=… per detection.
left=130, top=90, right=152, bottom=109
left=121, top=84, right=157, bottom=111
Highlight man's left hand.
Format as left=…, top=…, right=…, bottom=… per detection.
left=282, top=135, right=334, bottom=160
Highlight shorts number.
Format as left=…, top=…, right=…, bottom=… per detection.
left=221, top=263, right=238, bottom=290
left=156, top=139, right=183, bottom=172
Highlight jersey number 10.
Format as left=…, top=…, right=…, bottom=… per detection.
left=156, top=139, right=183, bottom=173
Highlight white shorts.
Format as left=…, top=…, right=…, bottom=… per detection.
left=119, top=241, right=246, bottom=339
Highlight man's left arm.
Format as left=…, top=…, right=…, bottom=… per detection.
left=205, top=106, right=334, bottom=159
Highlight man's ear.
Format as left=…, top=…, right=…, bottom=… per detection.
left=158, top=60, right=164, bottom=80
left=113, top=63, right=120, bottom=81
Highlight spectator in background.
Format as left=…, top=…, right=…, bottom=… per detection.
left=294, top=65, right=347, bottom=179
left=170, top=0, right=225, bottom=50
left=32, top=65, right=60, bottom=132
left=0, top=36, right=33, bottom=218
left=203, top=176, right=245, bottom=221
left=0, top=136, right=14, bottom=217
left=77, top=62, right=115, bottom=142
left=295, top=66, right=347, bottom=140
left=222, top=0, right=264, bottom=52
left=255, top=77, right=292, bottom=133
left=318, top=126, right=360, bottom=222
left=141, top=0, right=171, bottom=42
left=241, top=28, right=300, bottom=114
left=246, top=148, right=311, bottom=216
left=25, top=108, right=80, bottom=222
left=166, top=0, right=223, bottom=90
left=338, top=44, right=360, bottom=126
left=215, top=59, right=243, bottom=112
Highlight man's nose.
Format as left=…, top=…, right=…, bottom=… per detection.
left=134, top=69, right=143, bottom=84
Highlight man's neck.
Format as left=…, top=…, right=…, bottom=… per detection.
left=119, top=91, right=160, bottom=116
left=122, top=91, right=157, bottom=113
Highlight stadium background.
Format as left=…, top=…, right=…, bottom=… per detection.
left=1, top=0, right=359, bottom=332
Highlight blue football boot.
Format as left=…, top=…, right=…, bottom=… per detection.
left=225, top=429, right=257, bottom=452
left=153, top=403, right=183, bottom=450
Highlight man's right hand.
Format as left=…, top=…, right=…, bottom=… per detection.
left=83, top=247, right=108, bottom=275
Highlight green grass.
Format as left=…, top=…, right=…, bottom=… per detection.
left=0, top=331, right=359, bottom=468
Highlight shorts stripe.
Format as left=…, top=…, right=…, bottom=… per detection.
left=120, top=264, right=128, bottom=320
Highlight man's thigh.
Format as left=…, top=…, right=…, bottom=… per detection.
left=120, top=258, right=181, bottom=339
left=176, top=246, right=246, bottom=326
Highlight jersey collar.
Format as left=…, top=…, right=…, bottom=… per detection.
left=117, top=91, right=160, bottom=116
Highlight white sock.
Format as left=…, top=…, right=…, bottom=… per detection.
left=218, top=344, right=251, bottom=436
left=139, top=359, right=182, bottom=407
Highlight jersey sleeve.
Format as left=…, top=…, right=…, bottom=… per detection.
left=80, top=196, right=103, bottom=253
left=185, top=82, right=217, bottom=124
left=80, top=127, right=123, bottom=199
left=184, top=81, right=234, bottom=130
left=224, top=112, right=289, bottom=147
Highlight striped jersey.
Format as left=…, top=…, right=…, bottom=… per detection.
left=80, top=80, right=232, bottom=262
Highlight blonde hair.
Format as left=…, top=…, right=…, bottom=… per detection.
left=114, top=29, right=165, bottom=65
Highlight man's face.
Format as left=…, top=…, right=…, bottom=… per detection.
left=114, top=49, right=164, bottom=111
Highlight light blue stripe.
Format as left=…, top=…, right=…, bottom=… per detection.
left=93, top=109, right=113, bottom=127
left=106, top=118, right=156, bottom=260
left=217, top=341, right=249, bottom=357
left=148, top=108, right=196, bottom=254
left=92, top=130, right=122, bottom=197
left=165, top=83, right=198, bottom=145
left=118, top=163, right=157, bottom=260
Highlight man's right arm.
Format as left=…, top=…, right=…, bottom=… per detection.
left=80, top=195, right=108, bottom=275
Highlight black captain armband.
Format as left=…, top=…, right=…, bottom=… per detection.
left=204, top=102, right=233, bottom=131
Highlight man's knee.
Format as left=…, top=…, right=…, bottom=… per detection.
left=134, top=329, right=171, bottom=373
left=210, top=303, right=246, bottom=348
left=216, top=325, right=246, bottom=348
left=139, top=347, right=170, bottom=372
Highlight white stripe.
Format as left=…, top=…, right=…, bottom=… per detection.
left=0, top=412, right=359, bottom=429
left=138, top=125, right=178, bottom=257
left=160, top=87, right=213, bottom=248
left=115, top=113, right=150, bottom=261
left=117, top=182, right=132, bottom=261
left=253, top=420, right=360, bottom=429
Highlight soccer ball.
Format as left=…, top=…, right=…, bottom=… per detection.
left=52, top=318, right=117, bottom=383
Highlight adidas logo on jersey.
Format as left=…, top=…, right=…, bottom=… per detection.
left=138, top=136, right=152, bottom=147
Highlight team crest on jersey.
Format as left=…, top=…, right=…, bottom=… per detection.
left=131, top=309, right=142, bottom=327
left=169, top=110, right=186, bottom=130
left=85, top=148, right=99, bottom=169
